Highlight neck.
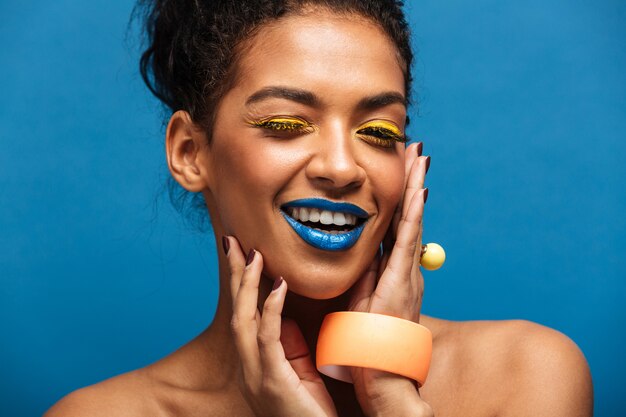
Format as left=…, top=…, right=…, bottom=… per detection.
left=207, top=254, right=353, bottom=363
left=198, top=257, right=364, bottom=414
left=205, top=248, right=362, bottom=379
left=282, top=285, right=353, bottom=353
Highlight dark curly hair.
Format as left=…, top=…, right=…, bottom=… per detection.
left=135, top=0, right=414, bottom=231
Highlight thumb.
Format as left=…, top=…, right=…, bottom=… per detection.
left=280, top=318, right=323, bottom=383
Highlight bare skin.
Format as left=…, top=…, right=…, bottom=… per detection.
left=44, top=315, right=592, bottom=417
left=45, top=9, right=592, bottom=417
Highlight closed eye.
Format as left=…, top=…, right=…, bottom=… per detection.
left=250, top=117, right=314, bottom=135
left=356, top=122, right=407, bottom=148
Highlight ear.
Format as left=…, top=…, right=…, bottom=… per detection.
left=165, top=110, right=210, bottom=192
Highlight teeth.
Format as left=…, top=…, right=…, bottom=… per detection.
left=320, top=210, right=334, bottom=225
left=333, top=212, right=346, bottom=226
left=299, top=207, right=309, bottom=222
left=287, top=206, right=362, bottom=227
left=308, top=208, right=321, bottom=222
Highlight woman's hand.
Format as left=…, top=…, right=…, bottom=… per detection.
left=224, top=236, right=338, bottom=417
left=347, top=142, right=434, bottom=417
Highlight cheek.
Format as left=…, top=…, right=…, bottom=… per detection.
left=369, top=152, right=405, bottom=216
left=219, top=140, right=299, bottom=190
left=209, top=137, right=296, bottom=226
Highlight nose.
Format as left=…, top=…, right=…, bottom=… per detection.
left=305, top=123, right=366, bottom=192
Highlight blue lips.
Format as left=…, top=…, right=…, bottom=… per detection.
left=281, top=199, right=368, bottom=251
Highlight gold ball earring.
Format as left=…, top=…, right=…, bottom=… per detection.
left=420, top=243, right=446, bottom=270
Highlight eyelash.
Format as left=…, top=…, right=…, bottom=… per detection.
left=252, top=118, right=406, bottom=148
left=356, top=126, right=407, bottom=148
left=252, top=118, right=313, bottom=133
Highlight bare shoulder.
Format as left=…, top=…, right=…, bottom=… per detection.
left=490, top=319, right=593, bottom=417
left=43, top=362, right=245, bottom=417
left=424, top=317, right=593, bottom=417
left=43, top=369, right=164, bottom=417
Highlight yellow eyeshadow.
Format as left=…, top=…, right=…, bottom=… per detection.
left=358, top=120, right=402, bottom=136
left=250, top=116, right=309, bottom=127
left=258, top=117, right=307, bottom=125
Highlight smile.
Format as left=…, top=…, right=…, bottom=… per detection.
left=280, top=198, right=369, bottom=251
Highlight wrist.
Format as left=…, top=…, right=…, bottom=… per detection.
left=369, top=393, right=434, bottom=417
left=361, top=375, right=432, bottom=417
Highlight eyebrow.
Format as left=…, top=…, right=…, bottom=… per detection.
left=245, top=86, right=407, bottom=111
left=356, top=91, right=407, bottom=111
left=246, top=86, right=319, bottom=107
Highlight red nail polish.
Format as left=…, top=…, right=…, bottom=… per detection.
left=272, top=276, right=284, bottom=291
left=423, top=188, right=429, bottom=203
left=425, top=156, right=431, bottom=174
left=222, top=236, right=230, bottom=255
left=417, top=142, right=423, bottom=157
left=246, top=249, right=255, bottom=266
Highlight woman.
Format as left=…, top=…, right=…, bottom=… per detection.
left=45, top=1, right=593, bottom=416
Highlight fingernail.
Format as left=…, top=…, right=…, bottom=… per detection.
left=417, top=142, right=423, bottom=156
left=272, top=276, right=284, bottom=291
left=423, top=188, right=429, bottom=203
left=246, top=249, right=255, bottom=266
left=222, top=236, right=230, bottom=255
left=425, top=156, right=431, bottom=174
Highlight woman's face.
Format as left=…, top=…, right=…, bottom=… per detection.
left=205, top=10, right=407, bottom=299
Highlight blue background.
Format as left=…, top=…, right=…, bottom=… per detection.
left=1, top=1, right=624, bottom=415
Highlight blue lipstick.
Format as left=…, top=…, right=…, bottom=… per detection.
left=281, top=199, right=369, bottom=251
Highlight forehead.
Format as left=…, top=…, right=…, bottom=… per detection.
left=232, top=11, right=406, bottom=105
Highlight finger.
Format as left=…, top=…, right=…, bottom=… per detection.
left=381, top=189, right=426, bottom=287
left=231, top=249, right=263, bottom=383
left=280, top=318, right=325, bottom=384
left=404, top=142, right=420, bottom=189
left=400, top=154, right=429, bottom=226
left=411, top=195, right=426, bottom=319
left=416, top=208, right=424, bottom=260
left=225, top=236, right=247, bottom=304
left=414, top=188, right=426, bottom=276
left=392, top=142, right=420, bottom=238
left=389, top=152, right=428, bottom=273
left=234, top=249, right=263, bottom=329
left=348, top=252, right=380, bottom=310
left=257, top=277, right=297, bottom=380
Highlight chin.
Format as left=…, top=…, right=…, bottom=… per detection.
left=288, top=281, right=353, bottom=300
left=263, top=257, right=366, bottom=300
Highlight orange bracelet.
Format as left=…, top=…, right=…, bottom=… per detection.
left=316, top=312, right=432, bottom=386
